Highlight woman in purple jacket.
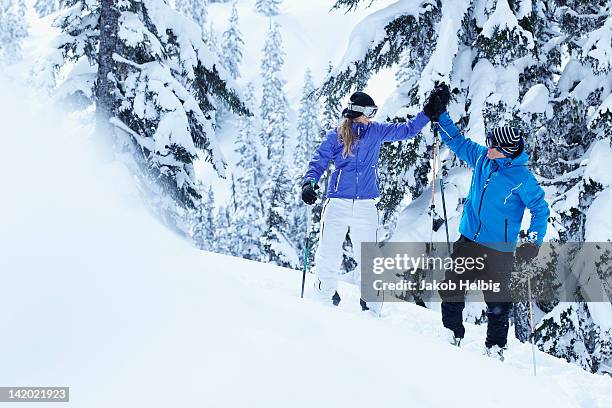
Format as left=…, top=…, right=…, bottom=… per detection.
left=301, top=91, right=440, bottom=308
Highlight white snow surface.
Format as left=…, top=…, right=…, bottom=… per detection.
left=2, top=77, right=612, bottom=407
left=520, top=83, right=550, bottom=114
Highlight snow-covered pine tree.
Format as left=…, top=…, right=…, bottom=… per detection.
left=53, top=0, right=248, bottom=231
left=294, top=69, right=321, bottom=175
left=192, top=184, right=216, bottom=251
left=258, top=23, right=295, bottom=267
left=34, top=0, right=60, bottom=18
left=220, top=2, right=243, bottom=80
left=234, top=83, right=266, bottom=261
left=214, top=205, right=234, bottom=256
left=175, top=0, right=208, bottom=30
left=540, top=1, right=612, bottom=243
left=291, top=68, right=321, bottom=257
left=260, top=21, right=289, bottom=160
left=261, top=163, right=299, bottom=268
left=0, top=0, right=28, bottom=65
left=255, top=0, right=281, bottom=17
left=534, top=302, right=612, bottom=374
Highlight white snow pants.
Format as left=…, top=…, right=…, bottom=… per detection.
left=314, top=198, right=379, bottom=298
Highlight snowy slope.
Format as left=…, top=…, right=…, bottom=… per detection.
left=2, top=77, right=612, bottom=407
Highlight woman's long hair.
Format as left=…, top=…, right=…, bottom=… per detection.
left=338, top=117, right=355, bottom=158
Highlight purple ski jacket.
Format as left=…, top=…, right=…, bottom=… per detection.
left=303, top=112, right=430, bottom=199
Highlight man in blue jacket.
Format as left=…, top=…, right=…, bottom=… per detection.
left=426, top=86, right=550, bottom=359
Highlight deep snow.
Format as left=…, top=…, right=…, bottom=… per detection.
left=1, top=77, right=612, bottom=407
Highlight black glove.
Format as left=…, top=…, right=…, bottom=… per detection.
left=301, top=181, right=319, bottom=205
left=515, top=242, right=539, bottom=263
left=424, top=83, right=450, bottom=121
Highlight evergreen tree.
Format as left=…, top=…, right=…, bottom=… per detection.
left=192, top=184, right=216, bottom=251
left=261, top=164, right=298, bottom=268
left=294, top=69, right=320, bottom=172
left=260, top=21, right=289, bottom=160
left=534, top=302, right=612, bottom=374
left=53, top=0, right=248, bottom=229
left=0, top=0, right=28, bottom=64
left=175, top=0, right=208, bottom=29
left=34, top=0, right=59, bottom=17
left=255, top=0, right=281, bottom=17
left=220, top=2, right=243, bottom=80
left=291, top=68, right=321, bottom=263
left=214, top=205, right=234, bottom=256
left=234, top=83, right=265, bottom=261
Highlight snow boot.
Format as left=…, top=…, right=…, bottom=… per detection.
left=440, top=327, right=462, bottom=347
left=360, top=298, right=369, bottom=311
left=332, top=291, right=341, bottom=306
left=484, top=345, right=506, bottom=361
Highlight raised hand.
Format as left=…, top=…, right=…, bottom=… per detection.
left=424, top=83, right=450, bottom=121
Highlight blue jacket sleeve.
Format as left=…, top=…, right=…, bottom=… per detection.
left=376, top=111, right=430, bottom=143
left=517, top=175, right=550, bottom=245
left=303, top=130, right=337, bottom=185
left=437, top=111, right=487, bottom=168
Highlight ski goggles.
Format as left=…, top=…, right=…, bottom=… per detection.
left=347, top=103, right=378, bottom=118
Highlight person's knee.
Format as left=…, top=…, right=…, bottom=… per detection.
left=487, top=303, right=511, bottom=319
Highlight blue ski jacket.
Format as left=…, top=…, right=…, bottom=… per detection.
left=437, top=112, right=549, bottom=252
left=303, top=112, right=430, bottom=199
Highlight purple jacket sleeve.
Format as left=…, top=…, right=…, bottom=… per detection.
left=303, top=130, right=337, bottom=185
left=375, top=111, right=430, bottom=143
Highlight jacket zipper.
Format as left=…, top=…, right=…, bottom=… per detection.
left=473, top=165, right=499, bottom=241
left=504, top=219, right=508, bottom=243
left=375, top=166, right=379, bottom=190
left=334, top=169, right=342, bottom=192
left=355, top=127, right=360, bottom=197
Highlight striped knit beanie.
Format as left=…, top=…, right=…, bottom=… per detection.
left=488, top=126, right=524, bottom=158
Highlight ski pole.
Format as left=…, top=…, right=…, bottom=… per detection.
left=433, top=121, right=451, bottom=255
left=527, top=273, right=537, bottom=376
left=301, top=191, right=313, bottom=299
left=429, top=126, right=438, bottom=252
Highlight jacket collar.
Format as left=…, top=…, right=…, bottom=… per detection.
left=351, top=122, right=371, bottom=136
left=494, top=150, right=528, bottom=168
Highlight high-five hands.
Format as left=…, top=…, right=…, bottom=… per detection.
left=424, top=83, right=450, bottom=121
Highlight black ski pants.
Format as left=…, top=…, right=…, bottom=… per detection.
left=439, top=235, right=514, bottom=348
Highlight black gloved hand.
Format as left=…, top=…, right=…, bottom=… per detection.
left=423, top=83, right=450, bottom=121
left=515, top=242, right=540, bottom=263
left=301, top=181, right=319, bottom=205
